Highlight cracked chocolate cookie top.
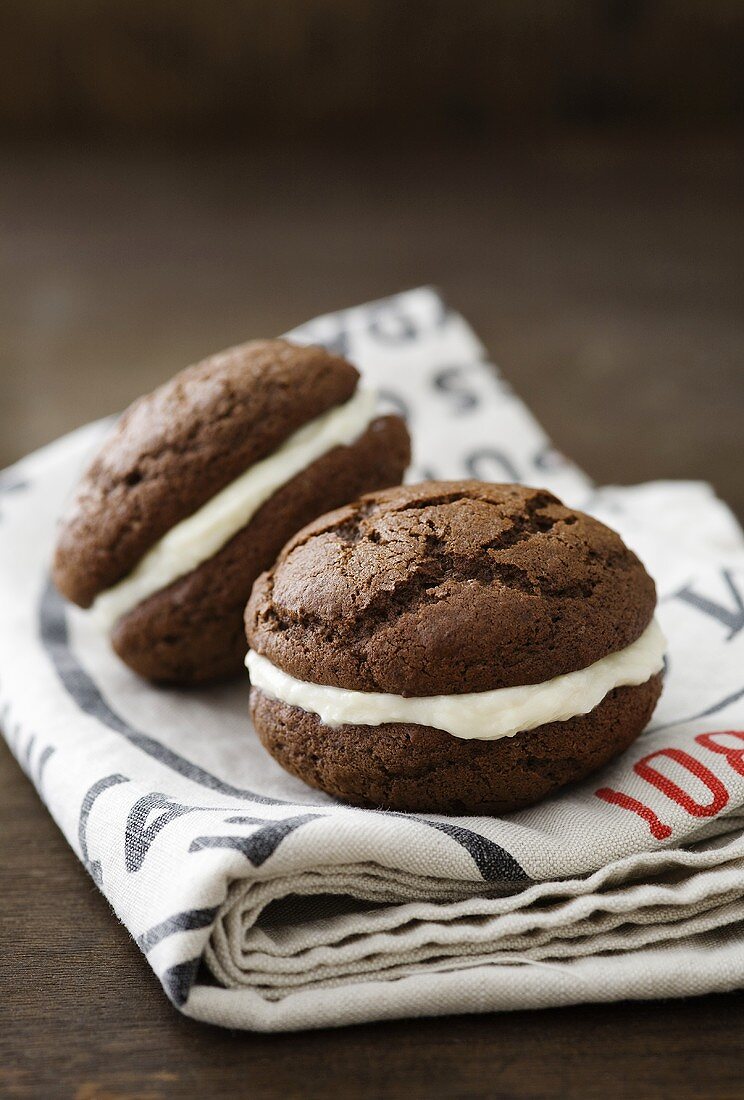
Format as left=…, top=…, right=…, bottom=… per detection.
left=53, top=339, right=358, bottom=607
left=245, top=480, right=657, bottom=695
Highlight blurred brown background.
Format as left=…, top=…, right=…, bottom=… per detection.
left=2, top=1, right=744, bottom=140
left=1, top=0, right=743, bottom=515
left=3, top=6, right=744, bottom=1095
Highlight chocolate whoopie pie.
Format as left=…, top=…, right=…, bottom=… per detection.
left=245, top=481, right=664, bottom=814
left=53, top=339, right=410, bottom=684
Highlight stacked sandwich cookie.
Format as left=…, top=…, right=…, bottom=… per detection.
left=245, top=481, right=665, bottom=813
left=53, top=339, right=410, bottom=684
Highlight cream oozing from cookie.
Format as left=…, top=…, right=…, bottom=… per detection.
left=246, top=617, right=666, bottom=741
left=91, top=388, right=378, bottom=632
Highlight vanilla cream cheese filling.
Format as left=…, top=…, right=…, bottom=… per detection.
left=246, top=618, right=665, bottom=741
left=91, top=388, right=378, bottom=632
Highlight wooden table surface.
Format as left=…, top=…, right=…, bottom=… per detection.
left=1, top=136, right=743, bottom=1098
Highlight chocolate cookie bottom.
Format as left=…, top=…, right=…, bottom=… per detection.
left=250, top=673, right=663, bottom=814
left=111, top=414, right=409, bottom=684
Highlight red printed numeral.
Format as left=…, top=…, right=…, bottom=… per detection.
left=595, top=731, right=744, bottom=839
left=694, top=730, right=744, bottom=776
left=595, top=787, right=672, bottom=840
left=634, top=748, right=728, bottom=817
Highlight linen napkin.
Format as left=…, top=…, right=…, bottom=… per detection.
left=2, top=288, right=744, bottom=1032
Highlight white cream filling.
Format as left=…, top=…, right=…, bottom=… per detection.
left=246, top=618, right=665, bottom=741
left=91, top=388, right=378, bottom=632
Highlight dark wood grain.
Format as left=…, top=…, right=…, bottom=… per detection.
left=1, top=137, right=744, bottom=1098
left=1, top=137, right=743, bottom=517
left=1, top=737, right=743, bottom=1100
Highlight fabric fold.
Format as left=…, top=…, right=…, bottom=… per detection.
left=206, top=829, right=744, bottom=997
left=2, top=287, right=744, bottom=1031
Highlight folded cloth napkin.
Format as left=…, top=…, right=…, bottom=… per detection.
left=2, top=288, right=744, bottom=1032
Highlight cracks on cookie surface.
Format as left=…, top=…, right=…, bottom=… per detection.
left=264, top=490, right=600, bottom=640
left=328, top=486, right=561, bottom=549
left=56, top=343, right=361, bottom=604
left=247, top=481, right=656, bottom=695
